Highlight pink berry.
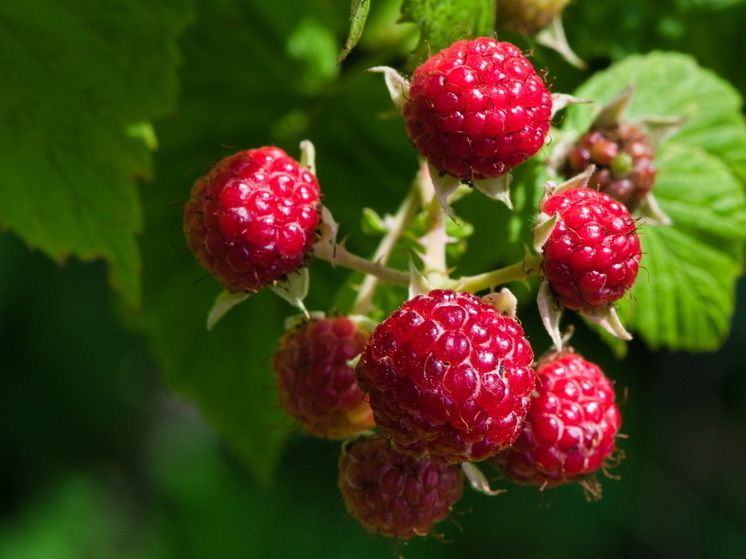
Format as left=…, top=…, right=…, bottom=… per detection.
left=183, top=147, right=321, bottom=293
left=272, top=316, right=375, bottom=439
left=356, top=289, right=536, bottom=464
left=338, top=433, right=464, bottom=539
left=540, top=186, right=641, bottom=311
left=491, top=350, right=621, bottom=493
left=403, top=37, right=552, bottom=182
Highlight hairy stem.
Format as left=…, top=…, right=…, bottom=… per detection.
left=315, top=241, right=411, bottom=287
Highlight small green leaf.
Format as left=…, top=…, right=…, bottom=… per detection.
left=360, top=207, right=388, bottom=235
left=207, top=290, right=251, bottom=331
left=617, top=144, right=746, bottom=351
left=338, top=0, right=371, bottom=64
left=399, top=0, right=496, bottom=67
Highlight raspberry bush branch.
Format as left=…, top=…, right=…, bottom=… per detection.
left=178, top=5, right=746, bottom=541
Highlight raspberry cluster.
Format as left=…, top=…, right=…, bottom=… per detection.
left=183, top=35, right=643, bottom=543
left=540, top=186, right=642, bottom=311
left=183, top=147, right=321, bottom=293
left=356, top=289, right=536, bottom=464
left=403, top=37, right=552, bottom=181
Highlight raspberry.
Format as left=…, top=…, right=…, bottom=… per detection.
left=402, top=37, right=552, bottom=182
left=338, top=433, right=464, bottom=539
left=565, top=124, right=657, bottom=211
left=183, top=147, right=321, bottom=293
left=540, top=186, right=641, bottom=312
left=272, top=315, right=375, bottom=439
left=356, top=289, right=536, bottom=464
left=496, top=0, right=571, bottom=35
left=491, top=350, right=621, bottom=492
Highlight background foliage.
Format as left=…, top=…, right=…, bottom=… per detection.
left=2, top=0, right=746, bottom=557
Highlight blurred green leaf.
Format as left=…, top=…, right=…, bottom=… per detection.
left=0, top=475, right=131, bottom=559
left=676, top=0, right=745, bottom=8
left=0, top=0, right=193, bottom=308
left=287, top=17, right=340, bottom=94
left=400, top=0, right=496, bottom=67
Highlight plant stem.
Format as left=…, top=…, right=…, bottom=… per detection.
left=315, top=240, right=411, bottom=288
left=418, top=181, right=449, bottom=282
left=445, top=254, right=544, bottom=293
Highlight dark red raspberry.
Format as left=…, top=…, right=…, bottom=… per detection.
left=402, top=37, right=552, bottom=181
left=491, top=350, right=621, bottom=492
left=356, top=289, right=536, bottom=464
left=565, top=124, right=657, bottom=211
left=496, top=0, right=572, bottom=35
left=183, top=147, right=321, bottom=293
left=272, top=315, right=375, bottom=439
left=338, top=433, right=464, bottom=539
left=540, top=187, right=641, bottom=312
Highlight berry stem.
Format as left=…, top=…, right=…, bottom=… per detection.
left=417, top=162, right=450, bottom=283
left=315, top=241, right=411, bottom=288
left=352, top=184, right=421, bottom=315
left=447, top=254, right=543, bottom=293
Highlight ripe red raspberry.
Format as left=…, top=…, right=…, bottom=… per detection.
left=183, top=147, right=321, bottom=293
left=540, top=186, right=641, bottom=312
left=496, top=0, right=571, bottom=35
left=402, top=37, right=552, bottom=182
left=491, top=350, right=621, bottom=492
left=338, top=433, right=464, bottom=539
left=272, top=315, right=375, bottom=439
left=565, top=124, right=657, bottom=211
left=356, top=289, right=536, bottom=464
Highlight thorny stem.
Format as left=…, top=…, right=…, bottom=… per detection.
left=351, top=184, right=421, bottom=315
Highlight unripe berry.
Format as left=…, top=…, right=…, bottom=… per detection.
left=273, top=316, right=374, bottom=439
left=338, top=434, right=464, bottom=539
left=496, top=0, right=572, bottom=35
left=565, top=124, right=657, bottom=211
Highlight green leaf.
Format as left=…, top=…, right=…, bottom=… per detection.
left=399, top=0, right=496, bottom=67
left=0, top=0, right=193, bottom=308
left=562, top=51, right=746, bottom=182
left=617, top=143, right=746, bottom=351
left=337, top=0, right=371, bottom=63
